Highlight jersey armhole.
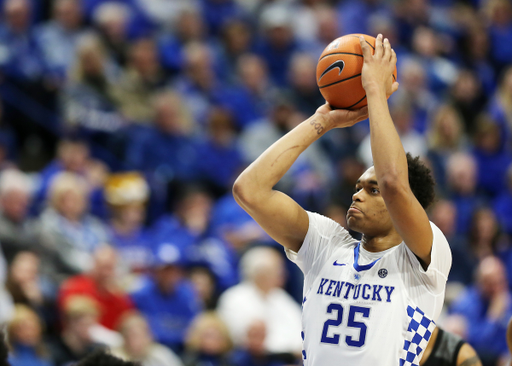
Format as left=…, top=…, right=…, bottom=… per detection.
left=452, top=340, right=465, bottom=366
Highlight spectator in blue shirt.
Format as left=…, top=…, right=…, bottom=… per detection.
left=487, top=0, right=512, bottom=75
left=472, top=116, right=512, bottom=198
left=450, top=256, right=512, bottom=365
left=37, top=0, right=85, bottom=81
left=104, top=172, right=153, bottom=272
left=7, top=305, right=53, bottom=366
left=130, top=242, right=201, bottom=353
left=254, top=4, right=299, bottom=87
left=494, top=165, right=512, bottom=236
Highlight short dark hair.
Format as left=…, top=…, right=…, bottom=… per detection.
left=75, top=350, right=140, bottom=366
left=406, top=153, right=435, bottom=209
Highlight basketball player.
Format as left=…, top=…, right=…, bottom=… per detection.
left=233, top=34, right=452, bottom=365
left=420, top=327, right=481, bottom=366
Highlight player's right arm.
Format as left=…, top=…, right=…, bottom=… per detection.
left=456, top=343, right=482, bottom=366
left=233, top=106, right=368, bottom=252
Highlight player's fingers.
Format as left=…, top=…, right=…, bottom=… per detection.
left=391, top=48, right=397, bottom=66
left=374, top=34, right=383, bottom=58
left=383, top=38, right=391, bottom=61
left=391, top=81, right=399, bottom=94
left=359, top=36, right=372, bottom=61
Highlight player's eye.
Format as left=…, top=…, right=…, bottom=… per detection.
left=372, top=188, right=380, bottom=194
left=354, top=186, right=362, bottom=193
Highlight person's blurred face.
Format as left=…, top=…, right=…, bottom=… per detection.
left=155, top=97, right=181, bottom=134
left=154, top=265, right=183, bottom=293
left=347, top=167, right=394, bottom=237
left=100, top=16, right=126, bottom=43
left=253, top=254, right=285, bottom=292
left=122, top=317, right=152, bottom=357
left=81, top=49, right=105, bottom=77
left=438, top=109, right=462, bottom=147
left=57, top=189, right=87, bottom=221
left=246, top=321, right=266, bottom=355
left=478, top=260, right=508, bottom=299
left=59, top=142, right=89, bottom=172
left=92, top=248, right=117, bottom=284
left=452, top=71, right=479, bottom=103
left=199, top=325, right=227, bottom=355
left=431, top=201, right=456, bottom=237
left=290, top=56, right=316, bottom=92
left=68, top=314, right=96, bottom=342
left=11, top=252, right=39, bottom=284
left=12, top=316, right=41, bottom=346
left=401, top=61, right=425, bottom=94
left=186, top=46, right=214, bottom=89
left=316, top=9, right=338, bottom=44
left=177, top=11, right=204, bottom=41
left=266, top=26, right=292, bottom=49
left=223, top=22, right=251, bottom=55
left=5, top=0, right=30, bottom=33
left=116, top=204, right=145, bottom=228
left=1, top=189, right=30, bottom=223
left=130, top=39, right=158, bottom=76
left=238, top=56, right=267, bottom=93
left=474, top=209, right=498, bottom=243
left=178, top=192, right=212, bottom=234
left=448, top=158, right=476, bottom=195
left=189, top=268, right=215, bottom=306
left=55, top=0, right=82, bottom=30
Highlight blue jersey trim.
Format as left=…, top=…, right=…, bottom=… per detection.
left=353, top=243, right=382, bottom=272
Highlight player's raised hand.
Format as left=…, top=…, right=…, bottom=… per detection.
left=315, top=103, right=368, bottom=129
left=359, top=34, right=399, bottom=96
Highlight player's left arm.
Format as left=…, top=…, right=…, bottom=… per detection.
left=359, top=35, right=433, bottom=267
left=456, top=343, right=482, bottom=366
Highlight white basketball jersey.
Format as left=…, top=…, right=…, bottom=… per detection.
left=285, top=212, right=452, bottom=366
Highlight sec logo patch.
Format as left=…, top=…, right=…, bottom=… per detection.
left=378, top=268, right=388, bottom=278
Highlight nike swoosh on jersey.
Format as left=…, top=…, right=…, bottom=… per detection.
left=333, top=261, right=346, bottom=266
left=318, top=60, right=345, bottom=83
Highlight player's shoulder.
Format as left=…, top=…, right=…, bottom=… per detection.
left=306, top=211, right=354, bottom=243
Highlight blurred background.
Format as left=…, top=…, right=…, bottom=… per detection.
left=0, top=0, right=510, bottom=365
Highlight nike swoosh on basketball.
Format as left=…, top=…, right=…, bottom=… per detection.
left=333, top=260, right=346, bottom=266
left=318, top=60, right=345, bottom=83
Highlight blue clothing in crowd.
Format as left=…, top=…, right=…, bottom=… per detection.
left=8, top=344, right=53, bottom=366
left=450, top=286, right=512, bottom=360
left=130, top=277, right=201, bottom=352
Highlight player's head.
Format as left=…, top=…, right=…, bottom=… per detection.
left=347, top=153, right=435, bottom=236
left=75, top=350, right=140, bottom=366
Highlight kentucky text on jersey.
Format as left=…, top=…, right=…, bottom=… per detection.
left=316, top=278, right=395, bottom=302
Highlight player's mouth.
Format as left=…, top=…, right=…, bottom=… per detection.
left=348, top=205, right=363, bottom=215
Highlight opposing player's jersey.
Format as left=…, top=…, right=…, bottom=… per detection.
left=285, top=212, right=452, bottom=366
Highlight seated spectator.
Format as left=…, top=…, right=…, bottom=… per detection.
left=125, top=91, right=197, bottom=181
left=286, top=53, right=324, bottom=116
left=254, top=4, right=299, bottom=87
left=105, top=172, right=153, bottom=273
left=358, top=101, right=427, bottom=168
left=218, top=19, right=253, bottom=79
left=0, top=0, right=59, bottom=169
left=37, top=0, right=85, bottom=80
left=33, top=137, right=109, bottom=217
left=188, top=266, right=218, bottom=310
left=493, top=164, right=512, bottom=237
left=58, top=246, right=134, bottom=330
left=472, top=115, right=512, bottom=198
left=239, top=96, right=331, bottom=198
left=426, top=105, right=468, bottom=194
left=446, top=152, right=481, bottom=235
left=112, top=312, right=184, bottom=366
left=130, top=243, right=201, bottom=352
left=182, top=312, right=233, bottom=366
left=217, top=246, right=302, bottom=355
left=7, top=305, right=52, bottom=366
left=158, top=6, right=207, bottom=74
left=6, top=252, right=57, bottom=334
left=230, top=320, right=295, bottom=366
left=110, top=38, right=167, bottom=123
left=487, top=65, right=512, bottom=151
left=195, top=108, right=243, bottom=193
left=38, top=172, right=108, bottom=280
left=47, top=296, right=106, bottom=366
left=450, top=256, right=512, bottom=365
left=210, top=192, right=270, bottom=253
left=487, top=0, right=512, bottom=75
left=151, top=185, right=239, bottom=291
left=0, top=169, right=40, bottom=263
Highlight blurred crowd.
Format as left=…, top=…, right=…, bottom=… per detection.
left=0, top=0, right=511, bottom=365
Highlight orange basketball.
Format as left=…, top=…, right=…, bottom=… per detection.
left=316, top=34, right=397, bottom=110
